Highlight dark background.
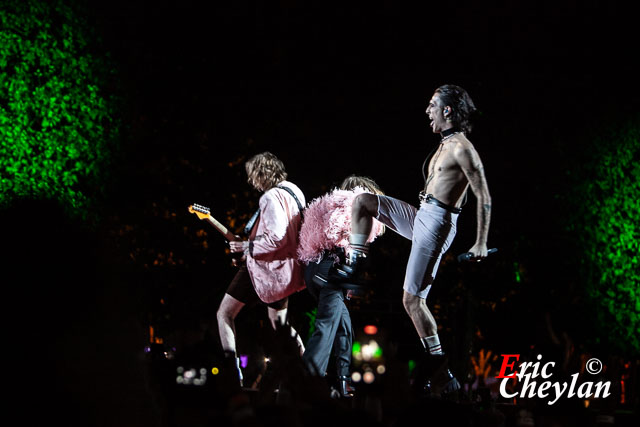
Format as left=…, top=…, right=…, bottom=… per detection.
left=5, top=1, right=639, bottom=425
left=88, top=0, right=639, bottom=347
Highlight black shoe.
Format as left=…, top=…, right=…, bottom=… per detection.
left=329, top=249, right=367, bottom=283
left=424, top=369, right=461, bottom=397
left=420, top=354, right=461, bottom=398
left=311, top=249, right=370, bottom=296
left=335, top=375, right=355, bottom=398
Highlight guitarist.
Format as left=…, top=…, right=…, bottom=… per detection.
left=218, top=152, right=306, bottom=387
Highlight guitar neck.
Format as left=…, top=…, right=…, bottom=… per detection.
left=205, top=216, right=238, bottom=241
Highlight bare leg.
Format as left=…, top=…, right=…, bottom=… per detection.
left=217, top=293, right=245, bottom=354
left=402, top=291, right=438, bottom=338
left=217, top=293, right=246, bottom=386
left=267, top=306, right=306, bottom=356
left=403, top=291, right=460, bottom=394
left=351, top=193, right=378, bottom=235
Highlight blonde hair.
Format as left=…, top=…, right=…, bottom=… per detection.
left=245, top=152, right=288, bottom=191
left=339, top=175, right=384, bottom=195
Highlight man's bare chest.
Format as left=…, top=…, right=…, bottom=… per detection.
left=427, top=146, right=459, bottom=177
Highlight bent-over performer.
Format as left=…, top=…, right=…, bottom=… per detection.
left=298, top=175, right=385, bottom=398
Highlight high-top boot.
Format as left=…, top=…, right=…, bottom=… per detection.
left=330, top=248, right=367, bottom=282
left=421, top=353, right=461, bottom=398
left=311, top=249, right=369, bottom=296
left=336, top=375, right=355, bottom=398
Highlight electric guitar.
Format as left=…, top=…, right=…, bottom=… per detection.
left=188, top=203, right=239, bottom=242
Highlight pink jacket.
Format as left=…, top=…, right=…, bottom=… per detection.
left=297, top=187, right=384, bottom=264
left=246, top=181, right=306, bottom=303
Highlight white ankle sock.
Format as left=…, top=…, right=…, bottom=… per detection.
left=349, top=233, right=369, bottom=255
left=421, top=334, right=443, bottom=355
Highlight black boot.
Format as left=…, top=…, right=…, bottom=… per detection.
left=312, top=249, right=369, bottom=296
left=336, top=375, right=355, bottom=398
left=329, top=248, right=366, bottom=283
left=421, top=354, right=461, bottom=398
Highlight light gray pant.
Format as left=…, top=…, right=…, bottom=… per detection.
left=376, top=195, right=458, bottom=298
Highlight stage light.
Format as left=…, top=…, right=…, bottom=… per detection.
left=351, top=372, right=362, bottom=383
left=376, top=365, right=386, bottom=374
left=363, top=371, right=375, bottom=384
left=176, top=367, right=207, bottom=386
left=374, top=346, right=383, bottom=359
left=211, top=367, right=219, bottom=375
left=352, top=341, right=363, bottom=360
left=361, top=340, right=382, bottom=361
left=240, top=355, right=248, bottom=368
left=364, top=325, right=378, bottom=335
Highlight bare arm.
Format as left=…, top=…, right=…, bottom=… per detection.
left=454, top=142, right=491, bottom=258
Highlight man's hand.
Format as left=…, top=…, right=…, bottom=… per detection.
left=230, top=254, right=246, bottom=267
left=229, top=240, right=249, bottom=254
left=467, top=242, right=488, bottom=262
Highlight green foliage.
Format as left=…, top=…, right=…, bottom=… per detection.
left=565, top=117, right=640, bottom=355
left=0, top=0, right=120, bottom=222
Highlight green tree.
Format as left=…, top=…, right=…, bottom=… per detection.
left=0, top=0, right=120, bottom=222
left=564, top=117, right=640, bottom=355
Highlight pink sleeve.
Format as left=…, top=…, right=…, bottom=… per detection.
left=249, top=191, right=288, bottom=260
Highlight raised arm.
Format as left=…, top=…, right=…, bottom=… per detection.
left=454, top=142, right=492, bottom=259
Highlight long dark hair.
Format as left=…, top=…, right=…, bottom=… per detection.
left=435, top=84, right=477, bottom=134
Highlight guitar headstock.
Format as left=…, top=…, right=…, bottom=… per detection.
left=188, top=203, right=211, bottom=220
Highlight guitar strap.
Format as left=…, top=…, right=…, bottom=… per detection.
left=243, top=184, right=304, bottom=236
left=244, top=209, right=260, bottom=236
left=276, top=184, right=304, bottom=213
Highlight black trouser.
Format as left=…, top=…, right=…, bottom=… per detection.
left=302, top=256, right=352, bottom=377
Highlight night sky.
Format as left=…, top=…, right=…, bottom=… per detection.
left=86, top=0, right=639, bottom=329
left=4, top=1, right=639, bottom=425
left=90, top=0, right=639, bottom=244
left=88, top=0, right=639, bottom=373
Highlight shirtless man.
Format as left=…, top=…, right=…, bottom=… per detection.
left=336, top=84, right=491, bottom=395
